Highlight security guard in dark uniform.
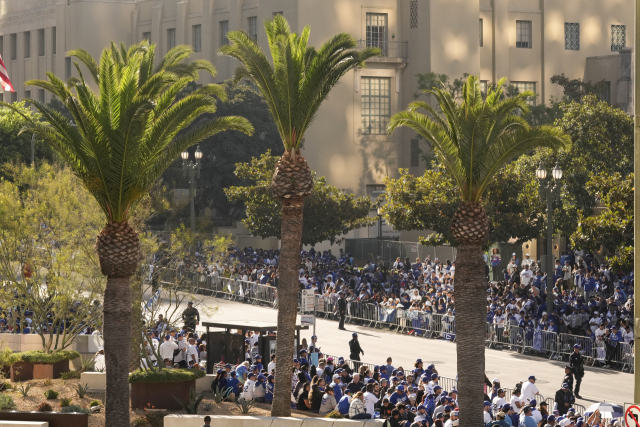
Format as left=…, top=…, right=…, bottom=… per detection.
left=181, top=301, right=200, bottom=331
left=562, top=365, right=574, bottom=392
left=349, top=332, right=364, bottom=371
left=337, top=292, right=347, bottom=330
left=570, top=344, right=584, bottom=399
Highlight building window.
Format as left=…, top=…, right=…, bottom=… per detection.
left=192, top=25, right=201, bottom=52
left=38, top=88, right=45, bottom=103
left=24, top=90, right=31, bottom=99
left=142, top=31, right=151, bottom=42
left=479, top=19, right=483, bottom=47
left=480, top=80, right=488, bottom=96
left=366, top=13, right=388, bottom=56
left=167, top=28, right=176, bottom=50
left=0, top=94, right=3, bottom=102
left=10, top=34, right=16, bottom=60
left=11, top=92, right=17, bottom=103
left=366, top=184, right=386, bottom=196
left=516, top=20, right=532, bottom=49
left=611, top=25, right=626, bottom=51
left=273, top=12, right=283, bottom=17
left=511, top=81, right=536, bottom=106
left=598, top=81, right=611, bottom=103
left=52, top=27, right=56, bottom=54
left=65, top=57, right=72, bottom=79
left=220, top=21, right=229, bottom=47
left=248, top=17, right=258, bottom=42
left=0, top=36, right=4, bottom=59
left=38, top=29, right=45, bottom=56
left=564, top=23, right=579, bottom=51
left=410, top=0, right=418, bottom=29
left=361, top=77, right=390, bottom=135
left=410, top=139, right=420, bottom=167
left=24, top=31, right=30, bottom=58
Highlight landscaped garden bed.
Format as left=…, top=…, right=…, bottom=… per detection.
left=9, top=351, right=80, bottom=381
left=129, top=368, right=206, bottom=410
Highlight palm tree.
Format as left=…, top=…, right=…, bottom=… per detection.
left=220, top=15, right=378, bottom=416
left=4, top=41, right=253, bottom=426
left=388, top=75, right=570, bottom=427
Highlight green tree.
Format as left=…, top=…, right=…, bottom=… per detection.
left=549, top=73, right=609, bottom=103
left=511, top=94, right=633, bottom=238
left=226, top=152, right=375, bottom=246
left=0, top=163, right=104, bottom=352
left=158, top=81, right=284, bottom=229
left=387, top=76, right=570, bottom=427
left=570, top=173, right=633, bottom=271
left=5, top=41, right=253, bottom=427
left=380, top=161, right=543, bottom=247
left=220, top=15, right=378, bottom=416
left=0, top=102, right=55, bottom=176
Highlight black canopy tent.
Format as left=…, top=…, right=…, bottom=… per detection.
left=202, top=320, right=309, bottom=374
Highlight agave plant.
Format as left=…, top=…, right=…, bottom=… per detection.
left=173, top=387, right=209, bottom=414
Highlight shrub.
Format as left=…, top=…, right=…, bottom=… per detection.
left=324, top=411, right=344, bottom=418
left=144, top=412, right=165, bottom=427
left=129, top=368, right=205, bottom=384
left=79, top=355, right=96, bottom=372
left=61, top=371, right=81, bottom=380
left=16, top=350, right=80, bottom=364
left=133, top=418, right=147, bottom=427
left=0, top=348, right=19, bottom=367
left=0, top=394, right=15, bottom=410
left=16, top=383, right=32, bottom=397
left=60, top=404, right=91, bottom=415
left=40, top=378, right=53, bottom=387
left=75, top=383, right=89, bottom=398
left=0, top=381, right=11, bottom=391
left=37, top=401, right=53, bottom=412
left=236, top=398, right=253, bottom=414
left=59, top=397, right=72, bottom=407
left=89, top=399, right=101, bottom=407
left=44, top=389, right=59, bottom=399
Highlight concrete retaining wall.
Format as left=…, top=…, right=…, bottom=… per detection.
left=164, top=415, right=384, bottom=427
left=80, top=371, right=210, bottom=393
left=0, top=334, right=103, bottom=371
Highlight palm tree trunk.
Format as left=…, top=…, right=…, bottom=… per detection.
left=271, top=199, right=304, bottom=417
left=455, top=243, right=487, bottom=427
left=103, top=276, right=132, bottom=427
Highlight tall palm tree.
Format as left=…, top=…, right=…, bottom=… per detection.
left=4, top=41, right=253, bottom=427
left=220, top=15, right=378, bottom=416
left=388, top=76, right=570, bottom=427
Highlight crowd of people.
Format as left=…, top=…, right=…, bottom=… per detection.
left=172, top=244, right=634, bottom=371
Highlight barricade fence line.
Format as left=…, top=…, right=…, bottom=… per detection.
left=157, top=271, right=634, bottom=373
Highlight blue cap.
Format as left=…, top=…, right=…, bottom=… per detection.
left=300, top=349, right=307, bottom=354
left=375, top=365, right=380, bottom=370
left=247, top=372, right=256, bottom=378
left=484, top=401, right=491, bottom=406
left=257, top=374, right=265, bottom=381
left=431, top=373, right=438, bottom=380
left=528, top=375, right=536, bottom=380
left=165, top=334, right=171, bottom=340
left=416, top=358, right=423, bottom=363
left=397, top=371, right=404, bottom=377
left=391, top=376, right=398, bottom=382
left=230, top=371, right=236, bottom=376
left=268, top=375, right=274, bottom=380
left=217, top=368, right=224, bottom=374
left=255, top=355, right=262, bottom=359
left=380, top=366, right=387, bottom=372
left=397, top=385, right=405, bottom=392
left=548, top=416, right=556, bottom=422
left=418, top=405, right=426, bottom=411
left=352, top=332, right=358, bottom=337
left=562, top=383, right=569, bottom=389
left=450, top=389, right=457, bottom=394
left=574, top=344, right=581, bottom=349
left=293, top=358, right=299, bottom=363
left=250, top=365, right=257, bottom=370
left=502, top=404, right=511, bottom=411
left=225, top=364, right=232, bottom=369
left=427, top=364, right=435, bottom=369
left=427, top=393, right=435, bottom=399
left=530, top=400, right=537, bottom=406
left=434, top=385, right=442, bottom=391
left=444, top=405, right=452, bottom=411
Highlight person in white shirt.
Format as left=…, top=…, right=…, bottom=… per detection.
left=521, top=254, right=533, bottom=269
left=510, top=388, right=524, bottom=413
left=363, top=383, right=379, bottom=415
left=159, top=334, right=178, bottom=368
left=530, top=399, right=543, bottom=424
left=492, top=389, right=508, bottom=415
left=242, top=372, right=256, bottom=400
left=484, top=401, right=493, bottom=424
left=94, top=347, right=106, bottom=372
left=267, top=354, right=276, bottom=374
left=521, top=376, right=539, bottom=403
left=187, top=337, right=199, bottom=365
left=249, top=331, right=260, bottom=347
left=595, top=324, right=606, bottom=340
left=444, top=410, right=459, bottom=427
left=623, top=325, right=635, bottom=343
left=521, top=265, right=534, bottom=286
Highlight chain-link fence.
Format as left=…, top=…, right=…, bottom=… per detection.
left=345, top=239, right=457, bottom=266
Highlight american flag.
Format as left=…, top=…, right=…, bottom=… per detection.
left=0, top=53, right=14, bottom=92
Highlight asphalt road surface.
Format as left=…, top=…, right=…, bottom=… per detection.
left=166, top=294, right=633, bottom=405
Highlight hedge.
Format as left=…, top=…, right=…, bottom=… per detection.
left=128, top=368, right=206, bottom=384
left=15, top=351, right=80, bottom=365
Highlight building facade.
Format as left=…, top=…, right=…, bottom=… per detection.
left=0, top=0, right=634, bottom=197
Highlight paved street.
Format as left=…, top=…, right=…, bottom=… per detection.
left=173, top=295, right=633, bottom=405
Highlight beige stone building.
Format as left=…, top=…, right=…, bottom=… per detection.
left=0, top=0, right=634, bottom=199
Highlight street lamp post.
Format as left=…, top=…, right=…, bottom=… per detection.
left=376, top=207, right=383, bottom=263
left=536, top=162, right=563, bottom=314
left=181, top=146, right=203, bottom=233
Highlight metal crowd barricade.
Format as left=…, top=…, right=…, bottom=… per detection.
left=346, top=301, right=378, bottom=328
left=573, top=403, right=586, bottom=415
left=245, top=282, right=277, bottom=306
left=606, top=341, right=634, bottom=370
left=490, top=324, right=521, bottom=351
left=404, top=310, right=432, bottom=337
left=620, top=342, right=634, bottom=372
left=324, top=353, right=376, bottom=373
left=428, top=314, right=456, bottom=341
left=546, top=397, right=557, bottom=412
left=438, top=375, right=457, bottom=392
left=557, top=334, right=597, bottom=363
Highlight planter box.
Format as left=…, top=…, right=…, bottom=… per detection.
left=131, top=380, right=195, bottom=410
left=10, top=360, right=69, bottom=382
left=0, top=411, right=88, bottom=427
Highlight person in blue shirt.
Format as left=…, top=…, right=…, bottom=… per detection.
left=299, top=349, right=309, bottom=366
left=548, top=319, right=559, bottom=334
left=227, top=371, right=240, bottom=399
left=379, top=366, right=389, bottom=381
left=332, top=375, right=343, bottom=402
left=390, top=385, right=409, bottom=405
left=385, top=357, right=395, bottom=375
left=265, top=375, right=274, bottom=404
left=254, top=355, right=264, bottom=372
left=336, top=388, right=352, bottom=415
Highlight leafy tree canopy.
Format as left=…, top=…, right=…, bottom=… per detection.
left=570, top=172, right=633, bottom=272
left=156, top=81, right=283, bottom=229
left=225, top=152, right=376, bottom=246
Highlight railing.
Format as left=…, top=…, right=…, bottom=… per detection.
left=357, top=40, right=408, bottom=61
left=157, top=269, right=634, bottom=375
left=344, top=238, right=456, bottom=266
